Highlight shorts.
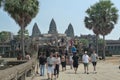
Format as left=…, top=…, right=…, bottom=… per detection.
left=83, top=63, right=88, bottom=67
left=92, top=62, right=97, bottom=66
left=61, top=62, right=66, bottom=67
left=47, top=66, right=54, bottom=74
left=73, top=62, right=78, bottom=68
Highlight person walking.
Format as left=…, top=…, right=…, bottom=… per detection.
left=69, top=53, right=73, bottom=69
left=54, top=52, right=61, bottom=78
left=91, top=50, right=98, bottom=73
left=82, top=51, right=90, bottom=74
left=72, top=53, right=79, bottom=74
left=46, top=53, right=55, bottom=80
left=71, top=45, right=77, bottom=55
left=61, top=54, right=66, bottom=71
left=39, top=53, right=46, bottom=76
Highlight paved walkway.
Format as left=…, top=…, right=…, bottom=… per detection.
left=32, top=60, right=120, bottom=80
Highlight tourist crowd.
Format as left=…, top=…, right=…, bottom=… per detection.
left=38, top=46, right=98, bottom=80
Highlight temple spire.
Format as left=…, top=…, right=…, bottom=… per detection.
left=32, top=23, right=41, bottom=37
left=65, top=23, right=74, bottom=38
left=48, top=18, right=58, bottom=34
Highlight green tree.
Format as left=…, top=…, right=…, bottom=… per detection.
left=17, top=29, right=29, bottom=39
left=16, top=29, right=29, bottom=51
left=0, top=31, right=10, bottom=42
left=0, top=31, right=10, bottom=54
left=79, top=38, right=89, bottom=47
left=4, top=0, right=39, bottom=58
left=98, top=38, right=104, bottom=44
left=0, top=0, right=2, bottom=7
left=84, top=0, right=118, bottom=59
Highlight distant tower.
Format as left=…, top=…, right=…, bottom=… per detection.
left=65, top=23, right=74, bottom=38
left=32, top=23, right=41, bottom=37
left=48, top=18, right=58, bottom=34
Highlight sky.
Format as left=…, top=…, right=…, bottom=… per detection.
left=0, top=0, right=120, bottom=40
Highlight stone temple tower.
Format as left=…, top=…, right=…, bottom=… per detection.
left=48, top=18, right=58, bottom=34
left=32, top=23, right=41, bottom=38
left=65, top=23, right=74, bottom=38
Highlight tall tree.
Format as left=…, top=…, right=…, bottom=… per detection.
left=84, top=6, right=100, bottom=55
left=4, top=0, right=39, bottom=58
left=0, top=0, right=2, bottom=7
left=84, top=0, right=118, bottom=59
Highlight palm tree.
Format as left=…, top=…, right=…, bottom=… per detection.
left=84, top=16, right=100, bottom=56
left=0, top=0, right=2, bottom=7
left=84, top=0, right=118, bottom=59
left=4, top=0, right=39, bottom=58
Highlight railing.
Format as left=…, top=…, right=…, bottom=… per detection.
left=0, top=57, right=37, bottom=80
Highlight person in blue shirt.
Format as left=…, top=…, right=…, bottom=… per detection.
left=71, top=46, right=77, bottom=54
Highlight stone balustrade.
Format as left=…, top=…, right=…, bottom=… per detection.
left=0, top=57, right=37, bottom=80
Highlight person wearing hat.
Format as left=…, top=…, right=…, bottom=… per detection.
left=82, top=51, right=90, bottom=74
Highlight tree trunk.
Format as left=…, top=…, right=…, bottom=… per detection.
left=96, top=34, right=99, bottom=55
left=103, top=35, right=106, bottom=60
left=21, top=25, right=25, bottom=59
left=2, top=42, right=4, bottom=55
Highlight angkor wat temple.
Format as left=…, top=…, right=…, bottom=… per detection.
left=31, top=18, right=75, bottom=46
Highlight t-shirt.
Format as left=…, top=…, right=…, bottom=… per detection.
left=72, top=55, right=79, bottom=64
left=91, top=53, right=98, bottom=62
left=71, top=47, right=76, bottom=53
left=69, top=55, right=73, bottom=61
left=54, top=57, right=61, bottom=64
left=39, top=56, right=46, bottom=65
left=47, top=57, right=55, bottom=65
left=82, top=54, right=89, bottom=63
